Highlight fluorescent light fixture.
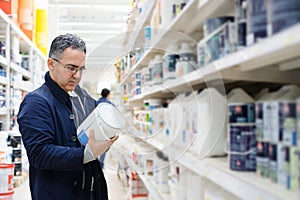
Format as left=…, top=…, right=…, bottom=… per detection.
left=52, top=4, right=130, bottom=12
left=59, top=22, right=124, bottom=28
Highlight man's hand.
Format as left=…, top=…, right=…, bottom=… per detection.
left=87, top=129, right=119, bottom=158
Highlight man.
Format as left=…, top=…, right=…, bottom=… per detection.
left=17, top=33, right=118, bottom=200
left=96, top=88, right=113, bottom=105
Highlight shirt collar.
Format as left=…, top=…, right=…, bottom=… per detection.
left=45, top=71, right=70, bottom=104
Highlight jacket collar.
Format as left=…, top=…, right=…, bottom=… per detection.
left=45, top=71, right=70, bottom=104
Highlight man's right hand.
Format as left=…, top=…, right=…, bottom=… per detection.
left=87, top=129, right=119, bottom=158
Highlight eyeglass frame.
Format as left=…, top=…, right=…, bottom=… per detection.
left=51, top=58, right=87, bottom=74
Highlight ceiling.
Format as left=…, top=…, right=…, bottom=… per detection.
left=48, top=0, right=131, bottom=95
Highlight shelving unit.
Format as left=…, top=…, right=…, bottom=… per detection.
left=120, top=0, right=300, bottom=199
left=123, top=153, right=171, bottom=200
left=142, top=138, right=298, bottom=200
left=0, top=9, right=46, bottom=131
left=127, top=23, right=300, bottom=105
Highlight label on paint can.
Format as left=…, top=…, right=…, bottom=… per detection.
left=280, top=101, right=297, bottom=146
left=229, top=124, right=256, bottom=171
left=255, top=102, right=264, bottom=140
left=297, top=98, right=300, bottom=146
left=163, top=53, right=179, bottom=80
left=228, top=103, right=255, bottom=123
left=269, top=143, right=277, bottom=183
left=149, top=63, right=163, bottom=85
left=256, top=141, right=269, bottom=178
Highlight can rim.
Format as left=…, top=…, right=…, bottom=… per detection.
left=0, top=190, right=14, bottom=195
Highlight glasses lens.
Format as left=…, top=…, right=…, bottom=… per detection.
left=80, top=68, right=87, bottom=74
left=66, top=65, right=86, bottom=74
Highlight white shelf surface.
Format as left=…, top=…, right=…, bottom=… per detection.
left=0, top=55, right=7, bottom=67
left=13, top=81, right=33, bottom=92
left=144, top=139, right=299, bottom=200
left=0, top=107, right=8, bottom=115
left=0, top=75, right=8, bottom=85
left=123, top=153, right=170, bottom=200
left=10, top=63, right=31, bottom=79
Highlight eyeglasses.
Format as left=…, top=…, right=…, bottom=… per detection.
left=51, top=58, right=87, bottom=74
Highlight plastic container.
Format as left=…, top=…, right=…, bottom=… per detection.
left=187, top=171, right=209, bottom=200
left=228, top=88, right=255, bottom=124
left=153, top=151, right=169, bottom=193
left=191, top=88, right=227, bottom=158
left=203, top=17, right=234, bottom=37
left=77, top=103, right=126, bottom=144
left=163, top=44, right=179, bottom=80
left=160, top=0, right=174, bottom=28
left=147, top=98, right=162, bottom=110
left=149, top=55, right=163, bottom=85
left=0, top=163, right=14, bottom=194
left=175, top=42, right=197, bottom=77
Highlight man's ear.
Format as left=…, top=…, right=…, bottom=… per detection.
left=48, top=58, right=55, bottom=71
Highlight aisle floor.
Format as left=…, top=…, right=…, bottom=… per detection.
left=13, top=153, right=128, bottom=200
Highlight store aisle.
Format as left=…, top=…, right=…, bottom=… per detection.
left=12, top=153, right=127, bottom=200
left=13, top=176, right=31, bottom=200
left=103, top=151, right=129, bottom=200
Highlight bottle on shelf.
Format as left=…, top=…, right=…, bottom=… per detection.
left=175, top=42, right=197, bottom=77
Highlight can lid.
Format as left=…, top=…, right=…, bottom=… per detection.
left=0, top=163, right=14, bottom=168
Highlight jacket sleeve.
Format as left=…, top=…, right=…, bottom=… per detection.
left=17, top=93, right=85, bottom=171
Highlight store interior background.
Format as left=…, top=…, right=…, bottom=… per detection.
left=1, top=0, right=300, bottom=200
left=48, top=0, right=131, bottom=97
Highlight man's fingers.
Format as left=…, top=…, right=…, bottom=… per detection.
left=110, top=135, right=119, bottom=143
left=89, top=129, right=95, bottom=140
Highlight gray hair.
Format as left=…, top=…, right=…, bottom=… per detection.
left=48, top=33, right=86, bottom=59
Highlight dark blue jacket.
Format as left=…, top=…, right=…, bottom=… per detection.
left=96, top=97, right=113, bottom=106
left=17, top=72, right=108, bottom=200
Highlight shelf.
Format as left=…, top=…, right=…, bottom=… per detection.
left=0, top=55, right=7, bottom=67
left=13, top=81, right=33, bottom=92
left=121, top=0, right=198, bottom=86
left=0, top=10, right=46, bottom=59
left=125, top=0, right=156, bottom=51
left=10, top=63, right=31, bottom=79
left=0, top=9, right=46, bottom=131
left=121, top=0, right=235, bottom=86
left=125, top=24, right=300, bottom=103
left=0, top=75, right=8, bottom=85
left=186, top=0, right=234, bottom=34
left=144, top=139, right=299, bottom=200
left=123, top=153, right=170, bottom=200
left=0, top=107, right=8, bottom=115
